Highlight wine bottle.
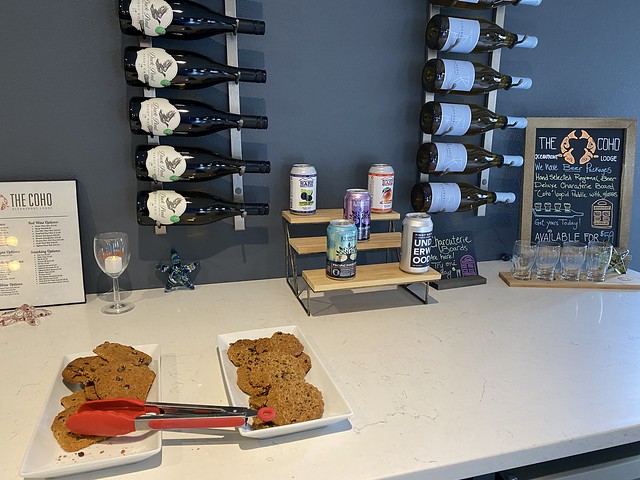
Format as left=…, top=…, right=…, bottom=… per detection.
left=420, top=101, right=527, bottom=136
left=417, top=142, right=523, bottom=175
left=411, top=182, right=516, bottom=213
left=118, top=0, right=265, bottom=39
left=425, top=14, right=538, bottom=53
left=129, top=97, right=268, bottom=137
left=422, top=59, right=531, bottom=95
left=429, top=0, right=541, bottom=9
left=124, top=47, right=267, bottom=90
left=135, top=145, right=271, bottom=182
left=137, top=190, right=269, bottom=225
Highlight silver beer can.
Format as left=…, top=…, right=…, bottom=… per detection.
left=326, top=219, right=357, bottom=280
left=289, top=164, right=317, bottom=215
left=399, top=212, right=433, bottom=274
left=343, top=188, right=371, bottom=242
left=368, top=164, right=394, bottom=213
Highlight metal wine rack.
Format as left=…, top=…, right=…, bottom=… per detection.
left=137, top=0, right=252, bottom=233
left=422, top=3, right=507, bottom=217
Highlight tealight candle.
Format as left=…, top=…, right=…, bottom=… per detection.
left=104, top=255, right=123, bottom=274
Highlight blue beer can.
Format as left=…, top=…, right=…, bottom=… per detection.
left=326, top=219, right=357, bottom=280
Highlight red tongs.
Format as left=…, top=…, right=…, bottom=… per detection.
left=65, top=398, right=275, bottom=436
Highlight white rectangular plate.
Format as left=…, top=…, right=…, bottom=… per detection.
left=217, top=325, right=353, bottom=439
left=20, top=344, right=162, bottom=479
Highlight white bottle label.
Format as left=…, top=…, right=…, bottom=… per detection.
left=433, top=143, right=468, bottom=173
left=135, top=48, right=178, bottom=88
left=146, top=190, right=187, bottom=225
left=144, top=145, right=186, bottom=182
left=290, top=173, right=317, bottom=214
left=429, top=183, right=462, bottom=213
left=138, top=98, right=180, bottom=136
left=129, top=0, right=173, bottom=36
left=435, top=103, right=472, bottom=136
left=442, top=18, right=481, bottom=54
left=368, top=172, right=394, bottom=213
left=441, top=59, right=475, bottom=92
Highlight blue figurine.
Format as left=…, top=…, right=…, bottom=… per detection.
left=157, top=248, right=200, bottom=292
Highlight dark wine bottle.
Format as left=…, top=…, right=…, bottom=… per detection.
left=420, top=101, right=527, bottom=136
left=429, top=0, right=541, bottom=9
left=411, top=182, right=515, bottom=213
left=118, top=0, right=265, bottom=39
left=129, top=97, right=268, bottom=137
left=425, top=14, right=537, bottom=53
left=422, top=59, right=531, bottom=95
left=124, top=47, right=266, bottom=89
left=417, top=142, right=523, bottom=175
left=137, top=190, right=269, bottom=225
left=135, top=145, right=271, bottom=182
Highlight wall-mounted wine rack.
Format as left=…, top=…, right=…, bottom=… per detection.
left=422, top=3, right=507, bottom=217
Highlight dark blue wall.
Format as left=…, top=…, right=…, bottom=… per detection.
left=0, top=1, right=637, bottom=293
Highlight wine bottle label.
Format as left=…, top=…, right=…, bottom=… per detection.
left=505, top=117, right=528, bottom=129
left=515, top=35, right=539, bottom=49
left=129, top=0, right=173, bottom=36
left=434, top=103, right=471, bottom=136
left=509, top=77, right=533, bottom=90
left=138, top=98, right=181, bottom=136
left=135, top=48, right=178, bottom=88
left=144, top=145, right=186, bottom=182
left=441, top=18, right=480, bottom=53
left=428, top=183, right=462, bottom=213
left=146, top=190, right=187, bottom=224
left=441, top=60, right=475, bottom=92
left=433, top=143, right=468, bottom=173
left=495, top=192, right=516, bottom=204
left=503, top=155, right=524, bottom=167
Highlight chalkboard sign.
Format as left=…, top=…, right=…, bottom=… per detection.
left=521, top=118, right=636, bottom=248
left=428, top=230, right=486, bottom=290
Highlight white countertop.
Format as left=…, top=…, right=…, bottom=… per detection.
left=3, top=261, right=640, bottom=480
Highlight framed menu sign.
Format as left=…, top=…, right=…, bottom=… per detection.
left=0, top=180, right=85, bottom=309
left=521, top=118, right=636, bottom=248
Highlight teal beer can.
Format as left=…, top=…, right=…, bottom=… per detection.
left=326, top=219, right=357, bottom=279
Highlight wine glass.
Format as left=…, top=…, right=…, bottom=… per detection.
left=93, top=232, right=134, bottom=314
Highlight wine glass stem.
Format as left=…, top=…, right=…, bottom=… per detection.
left=113, top=277, right=121, bottom=307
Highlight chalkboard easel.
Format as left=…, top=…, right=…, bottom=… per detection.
left=428, top=230, right=487, bottom=290
left=521, top=118, right=636, bottom=249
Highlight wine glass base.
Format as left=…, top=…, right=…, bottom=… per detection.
left=101, top=303, right=135, bottom=315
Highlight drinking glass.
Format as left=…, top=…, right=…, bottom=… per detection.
left=93, top=232, right=134, bottom=314
left=512, top=240, right=537, bottom=280
left=535, top=241, right=561, bottom=281
left=560, top=241, right=587, bottom=281
left=586, top=241, right=613, bottom=282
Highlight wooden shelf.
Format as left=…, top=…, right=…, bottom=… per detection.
left=303, top=263, right=441, bottom=293
left=290, top=232, right=401, bottom=255
left=499, top=271, right=640, bottom=290
left=282, top=209, right=400, bottom=225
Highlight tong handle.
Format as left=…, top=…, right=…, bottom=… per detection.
left=146, top=416, right=246, bottom=430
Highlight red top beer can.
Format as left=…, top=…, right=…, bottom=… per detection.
left=367, top=164, right=394, bottom=213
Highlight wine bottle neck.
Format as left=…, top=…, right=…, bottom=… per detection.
left=508, top=76, right=533, bottom=90
left=494, top=192, right=516, bottom=204
left=514, top=35, right=538, bottom=49
left=237, top=19, right=266, bottom=35
left=502, top=155, right=524, bottom=167
left=237, top=67, right=267, bottom=83
left=241, top=116, right=269, bottom=130
left=243, top=161, right=271, bottom=174
left=243, top=203, right=270, bottom=216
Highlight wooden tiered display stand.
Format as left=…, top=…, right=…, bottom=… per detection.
left=282, top=209, right=441, bottom=315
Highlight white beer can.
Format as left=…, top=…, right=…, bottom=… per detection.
left=399, top=212, right=433, bottom=274
left=367, top=164, right=394, bottom=213
left=290, top=164, right=317, bottom=215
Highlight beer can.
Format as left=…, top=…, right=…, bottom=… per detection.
left=289, top=164, right=317, bottom=215
left=343, top=189, right=371, bottom=241
left=399, top=212, right=433, bottom=274
left=368, top=164, right=394, bottom=213
left=326, top=219, right=357, bottom=280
